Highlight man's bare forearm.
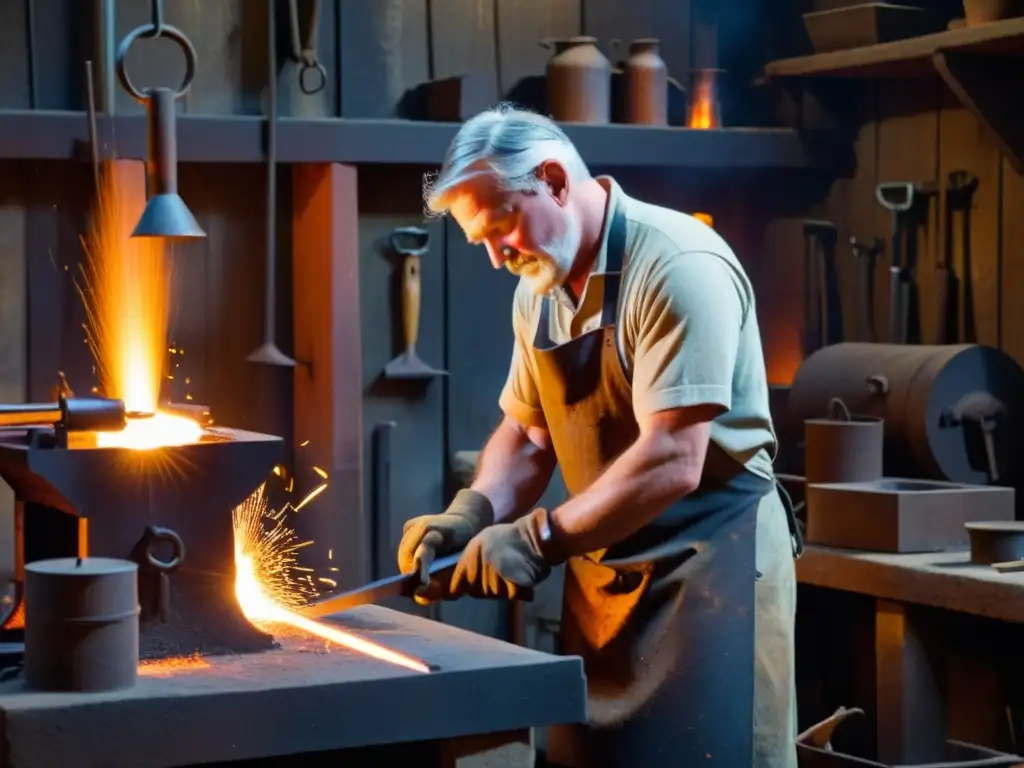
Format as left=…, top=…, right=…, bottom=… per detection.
left=549, top=414, right=715, bottom=556
left=471, top=416, right=557, bottom=522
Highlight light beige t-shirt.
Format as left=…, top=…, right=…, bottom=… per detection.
left=498, top=177, right=778, bottom=480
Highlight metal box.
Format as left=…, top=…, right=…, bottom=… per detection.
left=805, top=478, right=1015, bottom=553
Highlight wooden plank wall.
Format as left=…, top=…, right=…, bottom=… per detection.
left=0, top=0, right=811, bottom=639
left=818, top=77, right=1015, bottom=360
left=802, top=76, right=1024, bottom=749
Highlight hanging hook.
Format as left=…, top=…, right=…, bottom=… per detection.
left=149, top=0, right=166, bottom=38
left=115, top=0, right=197, bottom=104
left=288, top=0, right=327, bottom=95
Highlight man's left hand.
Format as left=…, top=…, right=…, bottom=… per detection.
left=449, top=508, right=557, bottom=599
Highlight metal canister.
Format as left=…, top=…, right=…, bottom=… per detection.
left=966, top=521, right=1024, bottom=564
left=804, top=398, right=883, bottom=484
left=624, top=38, right=668, bottom=125
left=25, top=557, right=140, bottom=692
left=544, top=36, right=611, bottom=124
left=788, top=343, right=1024, bottom=484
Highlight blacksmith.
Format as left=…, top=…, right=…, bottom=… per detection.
left=398, top=104, right=801, bottom=767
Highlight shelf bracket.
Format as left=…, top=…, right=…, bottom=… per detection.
left=932, top=50, right=1024, bottom=173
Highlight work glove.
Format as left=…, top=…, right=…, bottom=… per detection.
left=449, top=508, right=561, bottom=600
left=397, top=489, right=494, bottom=604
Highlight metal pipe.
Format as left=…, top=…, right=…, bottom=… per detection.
left=85, top=60, right=101, bottom=195
left=0, top=405, right=61, bottom=428
left=246, top=0, right=296, bottom=366
left=266, top=1, right=278, bottom=344
left=146, top=89, right=178, bottom=197
left=25, top=0, right=37, bottom=109
left=94, top=0, right=116, bottom=113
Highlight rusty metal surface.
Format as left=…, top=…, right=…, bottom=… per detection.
left=803, top=399, right=884, bottom=484
left=966, top=521, right=1024, bottom=565
left=788, top=343, right=1024, bottom=485
left=0, top=426, right=283, bottom=658
left=0, top=605, right=587, bottom=768
left=806, top=478, right=1015, bottom=552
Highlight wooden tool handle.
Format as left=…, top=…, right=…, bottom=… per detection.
left=401, top=254, right=421, bottom=352
left=934, top=269, right=949, bottom=344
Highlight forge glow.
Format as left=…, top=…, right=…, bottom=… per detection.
left=232, top=482, right=431, bottom=674
left=77, top=161, right=204, bottom=450
left=79, top=162, right=427, bottom=671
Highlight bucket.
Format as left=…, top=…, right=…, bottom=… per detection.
left=804, top=397, right=884, bottom=484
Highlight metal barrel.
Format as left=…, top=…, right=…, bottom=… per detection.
left=25, top=557, right=140, bottom=692
left=788, top=343, right=1024, bottom=485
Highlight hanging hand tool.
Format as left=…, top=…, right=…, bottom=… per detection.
left=849, top=236, right=882, bottom=342
left=114, top=0, right=205, bottom=239
left=801, top=220, right=841, bottom=357
left=299, top=552, right=534, bottom=619
left=876, top=182, right=915, bottom=344
left=248, top=0, right=297, bottom=367
left=286, top=0, right=327, bottom=95
left=370, top=421, right=397, bottom=581
left=383, top=227, right=448, bottom=380
left=938, top=170, right=979, bottom=345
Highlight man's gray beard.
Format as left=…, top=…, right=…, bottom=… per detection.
left=527, top=219, right=582, bottom=297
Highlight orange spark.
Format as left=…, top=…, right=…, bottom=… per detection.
left=232, top=482, right=431, bottom=674
left=76, top=161, right=203, bottom=449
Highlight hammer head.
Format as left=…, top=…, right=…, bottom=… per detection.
left=59, top=395, right=127, bottom=433
left=802, top=219, right=837, bottom=241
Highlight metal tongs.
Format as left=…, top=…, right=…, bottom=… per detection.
left=301, top=545, right=535, bottom=619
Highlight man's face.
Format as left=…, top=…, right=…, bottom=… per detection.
left=447, top=169, right=580, bottom=296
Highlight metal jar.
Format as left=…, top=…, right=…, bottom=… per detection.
left=788, top=343, right=1024, bottom=485
left=624, top=38, right=668, bottom=125
left=804, top=398, right=884, bottom=484
left=25, top=557, right=140, bottom=692
left=966, top=521, right=1024, bottom=564
left=544, top=36, right=611, bottom=124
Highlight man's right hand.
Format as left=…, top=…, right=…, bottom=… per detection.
left=397, top=489, right=495, bottom=604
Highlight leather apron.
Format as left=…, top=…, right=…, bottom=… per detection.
left=536, top=200, right=801, bottom=767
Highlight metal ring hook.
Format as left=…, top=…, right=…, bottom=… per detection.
left=288, top=0, right=326, bottom=95
left=143, top=525, right=186, bottom=572
left=115, top=22, right=198, bottom=103
left=149, top=0, right=166, bottom=38
left=299, top=61, right=327, bottom=94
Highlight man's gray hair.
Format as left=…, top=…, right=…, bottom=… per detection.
left=423, top=103, right=590, bottom=216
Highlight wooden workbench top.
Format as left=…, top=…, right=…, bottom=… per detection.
left=797, top=544, right=1024, bottom=623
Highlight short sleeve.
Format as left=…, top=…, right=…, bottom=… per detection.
left=498, top=285, right=547, bottom=429
left=627, top=252, right=747, bottom=420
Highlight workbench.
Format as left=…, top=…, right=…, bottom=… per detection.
left=797, top=544, right=1024, bottom=764
left=0, top=606, right=587, bottom=768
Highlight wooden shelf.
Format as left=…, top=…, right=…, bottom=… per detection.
left=765, top=16, right=1024, bottom=78
left=0, top=110, right=840, bottom=171
left=764, top=18, right=1024, bottom=171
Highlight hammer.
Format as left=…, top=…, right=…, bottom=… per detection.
left=0, top=395, right=126, bottom=433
